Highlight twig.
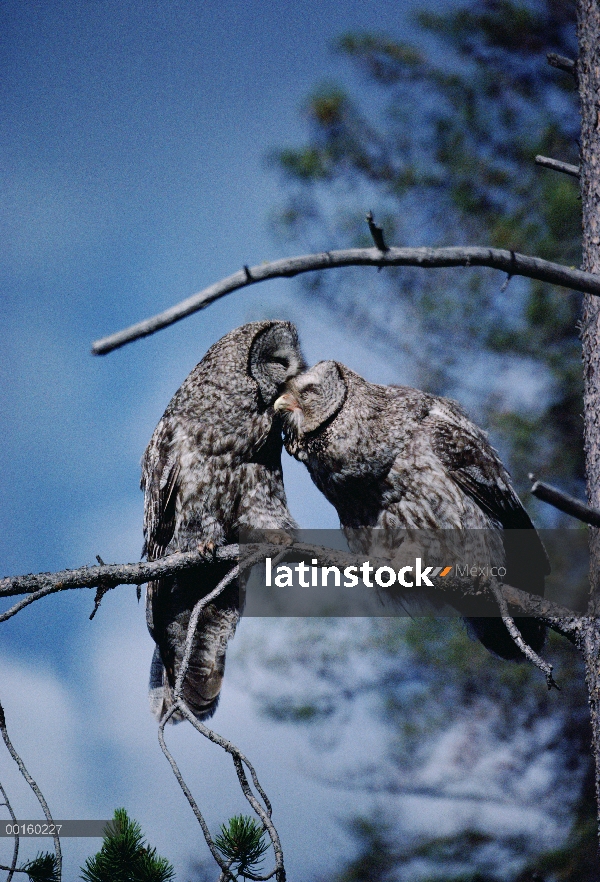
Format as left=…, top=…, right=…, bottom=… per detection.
left=157, top=707, right=236, bottom=882
left=491, top=586, right=559, bottom=690
left=175, top=702, right=284, bottom=882
left=547, top=52, right=578, bottom=80
left=535, top=154, right=580, bottom=178
left=0, top=780, right=18, bottom=882
left=173, top=564, right=241, bottom=700
left=0, top=703, right=62, bottom=879
left=91, top=246, right=600, bottom=354
left=365, top=212, right=388, bottom=252
left=157, top=556, right=285, bottom=882
left=529, top=474, right=600, bottom=527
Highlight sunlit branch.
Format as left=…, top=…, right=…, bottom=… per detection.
left=491, top=586, right=559, bottom=690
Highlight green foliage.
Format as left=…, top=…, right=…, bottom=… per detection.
left=80, top=808, right=175, bottom=882
left=20, top=852, right=60, bottom=882
left=215, top=815, right=270, bottom=879
left=271, top=0, right=582, bottom=499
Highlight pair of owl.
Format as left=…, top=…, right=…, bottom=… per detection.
left=141, top=321, right=548, bottom=723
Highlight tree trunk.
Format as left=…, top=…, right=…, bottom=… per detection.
left=577, top=0, right=600, bottom=838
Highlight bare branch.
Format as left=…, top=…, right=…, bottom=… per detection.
left=0, top=703, right=61, bottom=879
left=0, top=780, right=19, bottom=882
left=91, top=247, right=600, bottom=355
left=529, top=474, right=600, bottom=527
left=157, top=707, right=236, bottom=882
left=547, top=51, right=578, bottom=80
left=535, top=154, right=580, bottom=177
left=491, top=585, right=559, bottom=690
left=175, top=702, right=285, bottom=882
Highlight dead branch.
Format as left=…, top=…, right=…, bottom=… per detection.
left=535, top=154, right=580, bottom=177
left=91, top=246, right=600, bottom=355
left=529, top=474, right=600, bottom=527
left=0, top=547, right=240, bottom=621
left=0, top=703, right=61, bottom=879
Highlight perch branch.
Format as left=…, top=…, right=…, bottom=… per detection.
left=491, top=585, right=558, bottom=689
left=0, top=542, right=585, bottom=639
left=0, top=780, right=18, bottom=882
left=547, top=51, right=578, bottom=80
left=91, top=247, right=600, bottom=354
left=529, top=474, right=600, bottom=527
left=535, top=154, right=580, bottom=177
left=0, top=703, right=61, bottom=880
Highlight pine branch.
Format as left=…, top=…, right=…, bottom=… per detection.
left=91, top=247, right=600, bottom=355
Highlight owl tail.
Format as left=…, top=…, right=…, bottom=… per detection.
left=464, top=616, right=547, bottom=661
left=148, top=646, right=223, bottom=724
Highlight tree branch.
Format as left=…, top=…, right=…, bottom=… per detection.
left=535, top=154, right=580, bottom=177
left=0, top=542, right=586, bottom=641
left=529, top=474, right=600, bottom=527
left=91, top=247, right=600, bottom=355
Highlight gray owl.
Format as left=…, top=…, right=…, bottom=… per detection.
left=274, top=360, right=548, bottom=660
left=142, top=321, right=305, bottom=721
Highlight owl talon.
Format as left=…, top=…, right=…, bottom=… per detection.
left=197, top=540, right=217, bottom=561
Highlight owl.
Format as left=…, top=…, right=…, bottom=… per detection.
left=141, top=321, right=305, bottom=721
left=274, top=360, right=548, bottom=660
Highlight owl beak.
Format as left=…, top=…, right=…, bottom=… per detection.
left=274, top=392, right=300, bottom=413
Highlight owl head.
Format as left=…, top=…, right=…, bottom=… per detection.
left=248, top=321, right=307, bottom=406
left=274, top=360, right=347, bottom=437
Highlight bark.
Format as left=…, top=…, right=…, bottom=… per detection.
left=577, top=0, right=600, bottom=840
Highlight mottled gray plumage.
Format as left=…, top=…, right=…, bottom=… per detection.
left=275, top=360, right=548, bottom=660
left=142, top=321, right=305, bottom=721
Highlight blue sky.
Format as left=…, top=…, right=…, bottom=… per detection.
left=0, top=1, right=571, bottom=879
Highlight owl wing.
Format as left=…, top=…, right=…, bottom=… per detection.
left=429, top=401, right=550, bottom=590
left=141, top=418, right=181, bottom=562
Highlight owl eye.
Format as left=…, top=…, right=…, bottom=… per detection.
left=270, top=356, right=290, bottom=368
